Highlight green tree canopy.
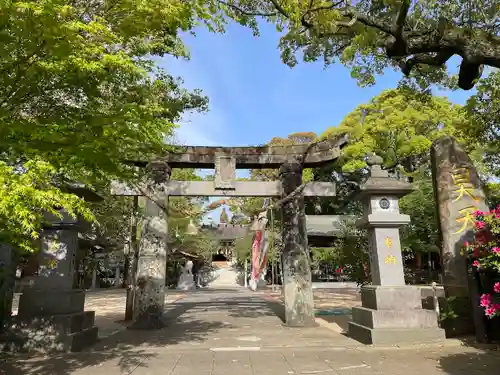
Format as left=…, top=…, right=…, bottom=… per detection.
left=463, top=71, right=500, bottom=178
left=221, top=0, right=500, bottom=90
left=0, top=0, right=229, bottom=251
left=321, top=88, right=469, bottom=174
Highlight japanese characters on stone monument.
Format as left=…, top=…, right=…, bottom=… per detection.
left=431, top=135, right=489, bottom=335
left=348, top=155, right=445, bottom=345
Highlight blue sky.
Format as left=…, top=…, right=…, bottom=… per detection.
left=157, top=21, right=476, bottom=223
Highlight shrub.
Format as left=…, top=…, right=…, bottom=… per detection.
left=463, top=207, right=500, bottom=318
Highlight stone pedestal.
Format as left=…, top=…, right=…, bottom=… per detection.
left=4, top=212, right=98, bottom=353
left=349, top=286, right=445, bottom=345
left=279, top=161, right=316, bottom=327
left=347, top=156, right=445, bottom=345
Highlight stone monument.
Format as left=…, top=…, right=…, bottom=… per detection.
left=431, top=135, right=489, bottom=337
left=348, top=155, right=445, bottom=345
left=177, top=260, right=195, bottom=291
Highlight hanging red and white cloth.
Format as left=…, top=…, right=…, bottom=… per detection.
left=249, top=199, right=270, bottom=291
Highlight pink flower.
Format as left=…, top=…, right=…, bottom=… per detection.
left=494, top=282, right=500, bottom=294
left=475, top=221, right=486, bottom=229
left=473, top=260, right=481, bottom=268
left=492, top=247, right=500, bottom=255
left=480, top=293, right=492, bottom=308
left=464, top=241, right=470, bottom=247
left=485, top=306, right=497, bottom=317
left=485, top=304, right=500, bottom=318
left=475, top=210, right=484, bottom=216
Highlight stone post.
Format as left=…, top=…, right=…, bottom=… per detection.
left=129, top=162, right=170, bottom=330
left=114, top=266, right=120, bottom=287
left=279, top=161, right=316, bottom=327
left=0, top=245, right=17, bottom=331
left=431, top=136, right=489, bottom=337
left=14, top=209, right=99, bottom=352
left=348, top=156, right=445, bottom=345
left=91, top=267, right=97, bottom=289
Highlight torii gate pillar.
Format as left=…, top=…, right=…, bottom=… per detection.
left=280, top=161, right=316, bottom=327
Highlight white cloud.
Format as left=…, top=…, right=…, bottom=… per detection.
left=156, top=50, right=230, bottom=147
left=175, top=118, right=219, bottom=146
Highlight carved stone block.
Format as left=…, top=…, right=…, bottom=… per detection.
left=214, top=154, right=236, bottom=190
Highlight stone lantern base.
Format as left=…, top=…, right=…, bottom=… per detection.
left=1, top=289, right=98, bottom=353
left=348, top=286, right=446, bottom=345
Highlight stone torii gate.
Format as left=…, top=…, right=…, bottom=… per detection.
left=112, top=140, right=345, bottom=329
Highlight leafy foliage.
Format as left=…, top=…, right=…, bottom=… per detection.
left=0, top=160, right=92, bottom=251
left=0, top=0, right=221, bottom=254
left=219, top=0, right=500, bottom=90
left=399, top=178, right=440, bottom=254
left=334, top=218, right=370, bottom=286
left=463, top=71, right=500, bottom=178
left=321, top=88, right=468, bottom=174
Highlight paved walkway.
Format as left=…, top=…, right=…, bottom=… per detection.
left=2, top=288, right=499, bottom=375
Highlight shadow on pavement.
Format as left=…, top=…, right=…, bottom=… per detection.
left=437, top=345, right=500, bottom=375
left=0, top=288, right=286, bottom=375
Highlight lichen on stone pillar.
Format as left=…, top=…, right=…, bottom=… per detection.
left=129, top=161, right=171, bottom=330
left=279, top=160, right=316, bottom=327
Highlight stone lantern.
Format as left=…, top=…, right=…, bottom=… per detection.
left=14, top=185, right=103, bottom=352
left=348, top=155, right=445, bottom=345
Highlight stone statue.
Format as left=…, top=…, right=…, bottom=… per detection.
left=176, top=260, right=195, bottom=291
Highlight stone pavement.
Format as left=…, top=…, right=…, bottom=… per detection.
left=11, top=289, right=185, bottom=339
left=1, top=287, right=499, bottom=375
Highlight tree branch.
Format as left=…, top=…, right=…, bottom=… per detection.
left=273, top=0, right=500, bottom=90
left=393, top=0, right=411, bottom=36
left=267, top=0, right=290, bottom=18
left=400, top=50, right=455, bottom=76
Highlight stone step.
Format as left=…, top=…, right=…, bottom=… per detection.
left=11, top=311, right=95, bottom=335
left=348, top=321, right=446, bottom=345
left=351, top=306, right=439, bottom=329
left=66, top=326, right=99, bottom=352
